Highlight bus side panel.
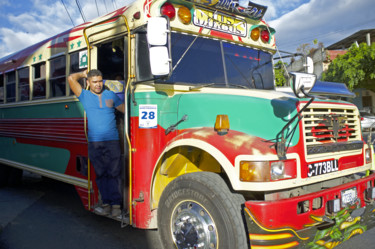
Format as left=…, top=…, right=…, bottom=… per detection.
left=0, top=101, right=92, bottom=202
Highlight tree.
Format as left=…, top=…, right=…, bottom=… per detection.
left=296, top=40, right=324, bottom=56
left=322, top=43, right=375, bottom=90
left=274, top=60, right=288, bottom=86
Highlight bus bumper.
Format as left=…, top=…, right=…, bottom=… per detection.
left=244, top=173, right=375, bottom=249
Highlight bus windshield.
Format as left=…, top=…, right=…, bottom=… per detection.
left=159, top=32, right=274, bottom=90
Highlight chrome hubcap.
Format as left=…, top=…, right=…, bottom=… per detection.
left=171, top=201, right=217, bottom=249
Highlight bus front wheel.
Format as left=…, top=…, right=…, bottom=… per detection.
left=157, top=172, right=248, bottom=249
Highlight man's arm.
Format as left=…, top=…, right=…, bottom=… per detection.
left=116, top=103, right=125, bottom=113
left=68, top=70, right=87, bottom=97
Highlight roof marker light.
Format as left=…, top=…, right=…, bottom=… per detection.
left=178, top=6, right=191, bottom=24
left=133, top=11, right=141, bottom=20
left=250, top=28, right=260, bottom=41
left=161, top=2, right=175, bottom=19
left=261, top=29, right=270, bottom=43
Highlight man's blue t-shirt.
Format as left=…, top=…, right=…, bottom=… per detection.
left=78, top=89, right=122, bottom=142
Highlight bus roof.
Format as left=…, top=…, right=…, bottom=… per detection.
left=0, top=0, right=275, bottom=73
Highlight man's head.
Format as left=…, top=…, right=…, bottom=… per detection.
left=87, top=69, right=103, bottom=95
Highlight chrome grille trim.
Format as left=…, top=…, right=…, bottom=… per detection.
left=301, top=103, right=362, bottom=157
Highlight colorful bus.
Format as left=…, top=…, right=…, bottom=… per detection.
left=1, top=0, right=375, bottom=248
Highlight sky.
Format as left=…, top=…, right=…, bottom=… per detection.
left=0, top=0, right=374, bottom=59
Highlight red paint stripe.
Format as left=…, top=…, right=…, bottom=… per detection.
left=0, top=118, right=86, bottom=144
left=210, top=30, right=234, bottom=40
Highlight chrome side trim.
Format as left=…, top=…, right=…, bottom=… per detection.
left=0, top=158, right=88, bottom=189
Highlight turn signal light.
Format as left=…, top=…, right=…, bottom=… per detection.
left=161, top=2, right=176, bottom=19
left=261, top=29, right=270, bottom=43
left=178, top=6, right=191, bottom=24
left=240, top=161, right=270, bottom=182
left=214, top=115, right=230, bottom=135
left=250, top=28, right=260, bottom=41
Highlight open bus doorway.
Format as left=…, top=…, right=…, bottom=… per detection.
left=97, top=37, right=127, bottom=152
left=96, top=37, right=129, bottom=218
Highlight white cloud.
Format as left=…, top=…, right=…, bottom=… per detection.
left=0, top=0, right=121, bottom=58
left=269, top=0, right=375, bottom=52
left=0, top=0, right=374, bottom=58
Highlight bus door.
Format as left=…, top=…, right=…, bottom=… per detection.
left=83, top=16, right=132, bottom=219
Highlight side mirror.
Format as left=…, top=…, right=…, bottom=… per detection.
left=289, top=72, right=317, bottom=98
left=147, top=17, right=172, bottom=76
left=147, top=17, right=168, bottom=45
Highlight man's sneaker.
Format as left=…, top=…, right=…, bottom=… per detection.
left=94, top=204, right=111, bottom=216
left=111, top=205, right=121, bottom=217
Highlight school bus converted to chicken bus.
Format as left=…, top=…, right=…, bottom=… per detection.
left=0, top=0, right=375, bottom=248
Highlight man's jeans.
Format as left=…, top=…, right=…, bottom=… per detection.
left=88, top=140, right=122, bottom=206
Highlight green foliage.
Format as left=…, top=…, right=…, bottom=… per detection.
left=322, top=43, right=375, bottom=90
left=274, top=60, right=288, bottom=86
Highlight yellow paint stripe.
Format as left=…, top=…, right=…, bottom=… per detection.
left=250, top=233, right=294, bottom=240
left=245, top=208, right=310, bottom=241
left=251, top=241, right=299, bottom=249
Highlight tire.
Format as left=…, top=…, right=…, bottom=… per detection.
left=157, top=172, right=248, bottom=249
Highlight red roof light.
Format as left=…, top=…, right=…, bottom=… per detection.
left=261, top=29, right=270, bottom=43
left=161, top=2, right=175, bottom=19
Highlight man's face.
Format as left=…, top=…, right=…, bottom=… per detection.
left=88, top=75, right=103, bottom=94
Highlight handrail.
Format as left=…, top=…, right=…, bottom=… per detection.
left=83, top=14, right=134, bottom=225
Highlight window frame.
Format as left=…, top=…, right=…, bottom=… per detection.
left=32, top=62, right=46, bottom=100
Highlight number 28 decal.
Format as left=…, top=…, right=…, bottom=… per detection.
left=139, top=104, right=157, bottom=128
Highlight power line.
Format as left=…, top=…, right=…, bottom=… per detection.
left=102, top=0, right=108, bottom=13
left=95, top=0, right=100, bottom=16
left=60, top=0, right=75, bottom=27
left=75, top=0, right=87, bottom=23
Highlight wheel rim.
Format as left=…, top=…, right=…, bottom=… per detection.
left=171, top=200, right=218, bottom=249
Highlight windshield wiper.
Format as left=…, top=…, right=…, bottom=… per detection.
left=189, top=83, right=215, bottom=90
left=189, top=83, right=250, bottom=90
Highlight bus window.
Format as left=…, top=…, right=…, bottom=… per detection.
left=97, top=38, right=126, bottom=80
left=50, top=56, right=66, bottom=97
left=0, top=74, right=3, bottom=103
left=69, top=50, right=86, bottom=94
left=6, top=71, right=16, bottom=103
left=18, top=67, right=30, bottom=101
left=33, top=62, right=46, bottom=99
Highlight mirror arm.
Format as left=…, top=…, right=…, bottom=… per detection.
left=275, top=95, right=315, bottom=160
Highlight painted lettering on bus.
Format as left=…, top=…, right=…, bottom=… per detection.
left=194, top=8, right=247, bottom=37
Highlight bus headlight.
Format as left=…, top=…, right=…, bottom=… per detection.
left=270, top=161, right=285, bottom=180
left=240, top=159, right=297, bottom=182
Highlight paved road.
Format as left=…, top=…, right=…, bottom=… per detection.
left=0, top=173, right=162, bottom=249
left=1, top=172, right=375, bottom=249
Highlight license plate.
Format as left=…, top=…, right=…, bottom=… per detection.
left=307, top=159, right=338, bottom=177
left=341, top=188, right=357, bottom=207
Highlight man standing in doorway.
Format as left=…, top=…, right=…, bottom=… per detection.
left=68, top=69, right=125, bottom=217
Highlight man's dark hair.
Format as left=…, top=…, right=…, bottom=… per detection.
left=87, top=69, right=102, bottom=79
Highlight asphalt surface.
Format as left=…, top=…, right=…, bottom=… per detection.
left=0, top=172, right=162, bottom=249
left=1, top=172, right=375, bottom=249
